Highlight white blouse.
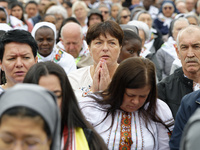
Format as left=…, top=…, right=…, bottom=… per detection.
left=79, top=98, right=174, bottom=150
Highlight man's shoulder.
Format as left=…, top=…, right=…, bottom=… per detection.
left=158, top=68, right=183, bottom=84
left=157, top=67, right=193, bottom=96
left=53, top=47, right=74, bottom=63
left=182, top=90, right=200, bottom=106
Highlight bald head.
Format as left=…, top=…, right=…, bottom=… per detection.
left=61, top=22, right=83, bottom=39
left=60, top=22, right=84, bottom=58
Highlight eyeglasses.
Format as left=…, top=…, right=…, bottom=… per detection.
left=163, top=6, right=172, bottom=10
left=121, top=15, right=131, bottom=19
left=101, top=11, right=109, bottom=14
left=0, top=133, right=48, bottom=150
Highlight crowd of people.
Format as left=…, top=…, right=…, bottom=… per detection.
left=0, top=0, right=200, bottom=149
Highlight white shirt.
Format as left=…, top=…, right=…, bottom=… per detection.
left=80, top=98, right=174, bottom=150
left=68, top=66, right=92, bottom=101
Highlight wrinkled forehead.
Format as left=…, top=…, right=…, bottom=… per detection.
left=179, top=30, right=200, bottom=44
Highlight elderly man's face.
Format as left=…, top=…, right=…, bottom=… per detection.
left=177, top=29, right=200, bottom=75
left=61, top=31, right=83, bottom=58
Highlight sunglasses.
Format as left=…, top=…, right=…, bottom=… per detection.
left=101, top=11, right=109, bottom=14
left=163, top=6, right=172, bottom=10
left=121, top=15, right=131, bottom=19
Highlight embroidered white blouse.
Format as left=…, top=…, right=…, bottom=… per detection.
left=68, top=66, right=92, bottom=101
left=79, top=98, right=174, bottom=150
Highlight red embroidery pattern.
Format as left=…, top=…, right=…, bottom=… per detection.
left=119, top=112, right=133, bottom=150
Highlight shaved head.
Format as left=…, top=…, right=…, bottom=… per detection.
left=60, top=22, right=84, bottom=58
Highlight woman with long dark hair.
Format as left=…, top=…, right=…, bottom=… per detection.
left=23, top=61, right=107, bottom=150
left=80, top=57, right=174, bottom=149
left=10, top=2, right=33, bottom=32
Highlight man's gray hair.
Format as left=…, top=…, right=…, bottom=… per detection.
left=177, top=25, right=200, bottom=49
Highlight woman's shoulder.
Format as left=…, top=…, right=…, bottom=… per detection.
left=79, top=94, right=103, bottom=109
left=68, top=66, right=91, bottom=84
left=79, top=95, right=107, bottom=126
left=69, top=66, right=91, bottom=76
left=156, top=99, right=174, bottom=122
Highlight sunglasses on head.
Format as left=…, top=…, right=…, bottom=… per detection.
left=163, top=6, right=172, bottom=10
left=121, top=15, right=130, bottom=19
left=101, top=11, right=109, bottom=14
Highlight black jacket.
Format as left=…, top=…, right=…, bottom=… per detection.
left=157, top=68, right=193, bottom=118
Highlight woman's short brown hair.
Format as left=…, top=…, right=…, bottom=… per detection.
left=86, top=20, right=124, bottom=46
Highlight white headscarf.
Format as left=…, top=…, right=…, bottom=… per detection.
left=31, top=21, right=56, bottom=42
left=31, top=22, right=57, bottom=59
left=0, top=7, right=9, bottom=24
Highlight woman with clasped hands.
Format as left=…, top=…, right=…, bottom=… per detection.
left=68, top=20, right=123, bottom=101
left=80, top=57, right=174, bottom=149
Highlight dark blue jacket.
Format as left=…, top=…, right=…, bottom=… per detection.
left=169, top=90, right=200, bottom=150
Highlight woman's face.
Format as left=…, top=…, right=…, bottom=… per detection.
left=99, top=7, right=110, bottom=21
left=0, top=42, right=37, bottom=85
left=0, top=115, right=51, bottom=150
left=120, top=85, right=151, bottom=112
left=35, top=27, right=55, bottom=57
left=120, top=10, right=131, bottom=24
left=0, top=10, right=6, bottom=23
left=111, top=5, right=119, bottom=19
left=138, top=13, right=152, bottom=29
left=118, top=39, right=141, bottom=63
left=74, top=5, right=87, bottom=20
left=162, top=4, right=174, bottom=17
left=11, top=5, right=23, bottom=20
left=89, top=33, right=121, bottom=67
left=39, top=75, right=62, bottom=108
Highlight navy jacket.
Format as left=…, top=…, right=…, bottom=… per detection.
left=169, top=90, right=200, bottom=150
